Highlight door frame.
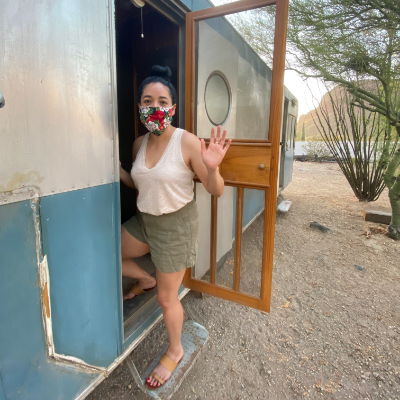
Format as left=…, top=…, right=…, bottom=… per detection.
left=118, top=0, right=188, bottom=348
left=183, top=0, right=289, bottom=312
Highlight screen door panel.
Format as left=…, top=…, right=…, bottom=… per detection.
left=184, top=0, right=289, bottom=312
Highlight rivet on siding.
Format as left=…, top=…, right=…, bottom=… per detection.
left=101, top=180, right=104, bottom=183
left=72, top=186, right=75, bottom=189
left=4, top=199, right=7, bottom=203
left=52, top=190, right=55, bottom=193
left=87, top=183, right=90, bottom=186
left=22, top=184, right=25, bottom=187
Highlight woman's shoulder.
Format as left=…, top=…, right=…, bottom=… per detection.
left=132, top=134, right=147, bottom=160
left=181, top=129, right=200, bottom=147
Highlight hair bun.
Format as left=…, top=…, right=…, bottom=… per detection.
left=150, top=65, right=172, bottom=80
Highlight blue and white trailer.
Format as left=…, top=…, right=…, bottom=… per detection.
left=0, top=0, right=296, bottom=398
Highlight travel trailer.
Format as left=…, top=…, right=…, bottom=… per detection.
left=0, top=0, right=296, bottom=398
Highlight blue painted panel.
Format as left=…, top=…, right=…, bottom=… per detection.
left=0, top=374, right=6, bottom=400
left=232, top=188, right=265, bottom=240
left=40, top=183, right=122, bottom=368
left=282, top=149, right=294, bottom=189
left=0, top=200, right=100, bottom=400
left=113, top=183, right=123, bottom=355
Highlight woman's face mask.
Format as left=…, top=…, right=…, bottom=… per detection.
left=139, top=106, right=174, bottom=136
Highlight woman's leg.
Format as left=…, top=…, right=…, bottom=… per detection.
left=147, top=268, right=186, bottom=387
left=121, top=226, right=156, bottom=299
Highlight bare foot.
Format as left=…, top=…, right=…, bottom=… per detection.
left=146, top=346, right=184, bottom=388
left=124, top=276, right=156, bottom=300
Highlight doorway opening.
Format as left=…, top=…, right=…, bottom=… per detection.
left=114, top=0, right=180, bottom=340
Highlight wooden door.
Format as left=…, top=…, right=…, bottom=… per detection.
left=183, top=0, right=289, bottom=312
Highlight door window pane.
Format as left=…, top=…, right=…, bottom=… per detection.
left=195, top=5, right=276, bottom=140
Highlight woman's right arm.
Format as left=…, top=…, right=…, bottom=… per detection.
left=119, top=135, right=145, bottom=189
left=120, top=164, right=135, bottom=189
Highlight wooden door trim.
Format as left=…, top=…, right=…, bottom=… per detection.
left=199, top=139, right=272, bottom=147
left=193, top=178, right=269, bottom=189
left=234, top=187, right=244, bottom=292
left=260, top=0, right=289, bottom=308
left=184, top=0, right=289, bottom=313
left=187, top=279, right=269, bottom=312
left=187, top=0, right=278, bottom=22
left=210, top=196, right=217, bottom=285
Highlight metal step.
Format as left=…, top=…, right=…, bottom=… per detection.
left=127, top=319, right=208, bottom=400
left=277, top=200, right=292, bottom=213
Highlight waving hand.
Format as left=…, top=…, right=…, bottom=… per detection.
left=200, top=126, right=232, bottom=170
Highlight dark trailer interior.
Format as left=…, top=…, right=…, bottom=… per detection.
left=115, top=0, right=181, bottom=341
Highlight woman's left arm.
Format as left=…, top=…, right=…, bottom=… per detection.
left=186, top=126, right=231, bottom=197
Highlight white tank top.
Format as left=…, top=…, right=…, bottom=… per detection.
left=131, top=128, right=195, bottom=216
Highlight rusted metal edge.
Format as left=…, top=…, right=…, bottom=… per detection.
left=38, top=256, right=55, bottom=358
left=0, top=186, right=41, bottom=207
left=38, top=252, right=107, bottom=374
left=32, top=197, right=107, bottom=374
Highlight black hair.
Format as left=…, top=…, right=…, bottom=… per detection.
left=137, top=65, right=177, bottom=105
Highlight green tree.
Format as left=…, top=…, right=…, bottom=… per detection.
left=301, top=122, right=306, bottom=141
left=230, top=0, right=400, bottom=239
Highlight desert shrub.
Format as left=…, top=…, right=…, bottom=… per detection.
left=302, top=141, right=333, bottom=159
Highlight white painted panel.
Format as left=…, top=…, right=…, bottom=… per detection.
left=196, top=21, right=238, bottom=140
left=194, top=184, right=234, bottom=279
left=0, top=0, right=117, bottom=203
left=193, top=185, right=211, bottom=279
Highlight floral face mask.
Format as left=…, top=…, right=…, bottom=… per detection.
left=139, top=106, right=174, bottom=136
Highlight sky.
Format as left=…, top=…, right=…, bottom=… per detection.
left=284, top=71, right=326, bottom=119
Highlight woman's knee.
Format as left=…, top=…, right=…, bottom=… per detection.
left=157, top=291, right=179, bottom=309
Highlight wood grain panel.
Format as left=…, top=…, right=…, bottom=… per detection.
left=234, top=188, right=244, bottom=292
left=220, top=144, right=271, bottom=187
left=210, top=196, right=217, bottom=285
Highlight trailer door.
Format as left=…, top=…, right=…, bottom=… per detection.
left=183, top=0, right=289, bottom=312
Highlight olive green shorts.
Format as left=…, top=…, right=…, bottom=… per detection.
left=123, top=199, right=199, bottom=273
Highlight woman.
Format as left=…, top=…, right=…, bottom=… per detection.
left=119, top=65, right=231, bottom=389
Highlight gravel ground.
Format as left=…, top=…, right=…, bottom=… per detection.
left=87, top=161, right=400, bottom=400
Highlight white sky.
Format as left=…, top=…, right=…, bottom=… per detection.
left=284, top=71, right=326, bottom=119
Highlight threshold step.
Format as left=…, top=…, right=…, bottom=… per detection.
left=142, top=320, right=209, bottom=399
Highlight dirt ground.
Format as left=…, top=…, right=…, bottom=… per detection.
left=87, top=162, right=400, bottom=400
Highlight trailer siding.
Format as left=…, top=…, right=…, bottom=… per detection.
left=0, top=200, right=101, bottom=400
left=40, top=183, right=122, bottom=367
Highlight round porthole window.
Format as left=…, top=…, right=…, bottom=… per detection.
left=204, top=72, right=231, bottom=126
